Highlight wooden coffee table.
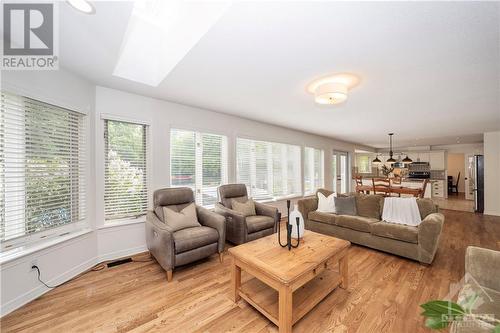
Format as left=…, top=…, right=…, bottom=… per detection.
left=228, top=230, right=350, bottom=333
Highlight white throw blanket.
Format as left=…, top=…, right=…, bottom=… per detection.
left=382, top=197, right=422, bottom=226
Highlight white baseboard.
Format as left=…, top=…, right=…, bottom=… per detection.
left=484, top=210, right=500, bottom=217
left=1, top=244, right=148, bottom=317
left=97, top=245, right=148, bottom=263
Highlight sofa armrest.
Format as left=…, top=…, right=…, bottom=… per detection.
left=145, top=211, right=175, bottom=271
left=197, top=206, right=226, bottom=253
left=417, top=212, right=444, bottom=264
left=465, top=246, right=500, bottom=291
left=298, top=197, right=318, bottom=223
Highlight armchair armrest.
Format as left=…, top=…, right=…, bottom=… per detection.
left=417, top=212, right=444, bottom=264
left=197, top=206, right=226, bottom=253
left=465, top=246, right=500, bottom=291
left=254, top=202, right=279, bottom=231
left=145, top=211, right=175, bottom=271
left=214, top=203, right=247, bottom=244
left=298, top=197, right=318, bottom=225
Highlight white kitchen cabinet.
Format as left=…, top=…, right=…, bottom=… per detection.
left=429, top=151, right=445, bottom=170
left=431, top=180, right=445, bottom=198
left=418, top=153, right=430, bottom=163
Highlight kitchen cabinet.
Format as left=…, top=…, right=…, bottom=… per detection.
left=418, top=153, right=430, bottom=163
left=429, top=151, right=445, bottom=170
left=431, top=180, right=445, bottom=198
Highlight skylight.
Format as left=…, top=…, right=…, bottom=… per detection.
left=113, top=0, right=230, bottom=86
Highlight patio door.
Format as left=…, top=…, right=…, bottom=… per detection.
left=332, top=151, right=349, bottom=194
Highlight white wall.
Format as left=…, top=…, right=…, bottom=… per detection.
left=484, top=131, right=500, bottom=216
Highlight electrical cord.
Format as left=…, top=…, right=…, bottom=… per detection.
left=32, top=265, right=59, bottom=289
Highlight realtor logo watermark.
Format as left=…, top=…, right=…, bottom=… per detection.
left=1, top=2, right=59, bottom=70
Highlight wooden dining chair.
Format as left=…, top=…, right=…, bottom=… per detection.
left=372, top=178, right=391, bottom=196
left=355, top=176, right=371, bottom=194
left=419, top=179, right=429, bottom=198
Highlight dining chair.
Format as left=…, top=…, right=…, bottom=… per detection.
left=419, top=179, right=429, bottom=198
left=450, top=172, right=460, bottom=195
left=372, top=178, right=391, bottom=196
left=355, top=176, right=371, bottom=194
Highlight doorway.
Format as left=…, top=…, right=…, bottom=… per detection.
left=332, top=151, right=349, bottom=194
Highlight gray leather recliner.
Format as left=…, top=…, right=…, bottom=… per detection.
left=214, top=184, right=278, bottom=245
left=146, top=187, right=226, bottom=282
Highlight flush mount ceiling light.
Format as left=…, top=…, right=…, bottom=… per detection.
left=307, top=73, right=360, bottom=105
left=67, top=0, right=95, bottom=14
left=113, top=0, right=230, bottom=86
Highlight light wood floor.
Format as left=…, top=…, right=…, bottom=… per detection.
left=432, top=193, right=475, bottom=213
left=2, top=210, right=499, bottom=333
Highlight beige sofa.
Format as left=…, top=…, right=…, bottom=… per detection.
left=298, top=189, right=444, bottom=264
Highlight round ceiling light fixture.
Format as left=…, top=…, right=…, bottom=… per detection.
left=67, top=0, right=95, bottom=14
left=307, top=73, right=360, bottom=105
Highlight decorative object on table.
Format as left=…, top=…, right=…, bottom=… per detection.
left=277, top=200, right=301, bottom=250
left=289, top=203, right=304, bottom=239
left=381, top=164, right=394, bottom=177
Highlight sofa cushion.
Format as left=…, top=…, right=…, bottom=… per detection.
left=246, top=215, right=275, bottom=233
left=163, top=203, right=201, bottom=232
left=173, top=226, right=219, bottom=254
left=371, top=221, right=418, bottom=244
left=308, top=211, right=337, bottom=225
left=355, top=193, right=384, bottom=219
left=334, top=197, right=357, bottom=216
left=232, top=199, right=256, bottom=216
left=336, top=215, right=378, bottom=233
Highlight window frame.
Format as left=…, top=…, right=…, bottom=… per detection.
left=236, top=136, right=302, bottom=201
left=303, top=146, right=325, bottom=196
left=356, top=154, right=373, bottom=174
left=169, top=127, right=228, bottom=208
left=101, top=114, right=151, bottom=225
left=1, top=91, right=89, bottom=251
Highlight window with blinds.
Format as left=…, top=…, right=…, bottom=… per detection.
left=236, top=138, right=301, bottom=200
left=104, top=119, right=148, bottom=220
left=304, top=147, right=324, bottom=195
left=170, top=129, right=228, bottom=207
left=1, top=91, right=87, bottom=243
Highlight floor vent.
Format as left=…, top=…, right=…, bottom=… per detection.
left=107, top=257, right=132, bottom=268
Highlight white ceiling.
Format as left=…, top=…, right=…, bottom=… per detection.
left=59, top=1, right=500, bottom=148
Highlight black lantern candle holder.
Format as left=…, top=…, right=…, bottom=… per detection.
left=277, top=200, right=300, bottom=250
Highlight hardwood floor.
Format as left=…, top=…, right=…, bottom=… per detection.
left=2, top=210, right=499, bottom=333
left=432, top=193, right=474, bottom=213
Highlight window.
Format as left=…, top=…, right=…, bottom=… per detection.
left=170, top=129, right=228, bottom=207
left=104, top=119, right=148, bottom=221
left=236, top=138, right=301, bottom=200
left=356, top=155, right=372, bottom=173
left=1, top=91, right=86, bottom=243
left=304, top=147, right=324, bottom=195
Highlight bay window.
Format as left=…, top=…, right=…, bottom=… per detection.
left=236, top=138, right=301, bottom=200
left=304, top=147, right=324, bottom=195
left=170, top=129, right=228, bottom=207
left=104, top=119, right=148, bottom=221
left=1, top=91, right=87, bottom=245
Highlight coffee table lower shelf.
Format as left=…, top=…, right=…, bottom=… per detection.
left=238, top=268, right=342, bottom=326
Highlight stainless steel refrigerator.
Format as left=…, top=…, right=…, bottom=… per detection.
left=472, top=155, right=484, bottom=213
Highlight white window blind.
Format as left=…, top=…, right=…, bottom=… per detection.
left=356, top=155, right=372, bottom=173
left=1, top=91, right=86, bottom=243
left=304, top=147, right=324, bottom=195
left=104, top=119, right=148, bottom=220
left=170, top=129, right=228, bottom=207
left=236, top=138, right=301, bottom=200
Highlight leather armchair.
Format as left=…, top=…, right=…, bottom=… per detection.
left=214, top=184, right=278, bottom=245
left=146, top=187, right=226, bottom=282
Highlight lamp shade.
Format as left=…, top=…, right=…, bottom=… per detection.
left=314, top=82, right=348, bottom=105
left=386, top=156, right=396, bottom=163
left=372, top=156, right=382, bottom=164
left=402, top=155, right=413, bottom=163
